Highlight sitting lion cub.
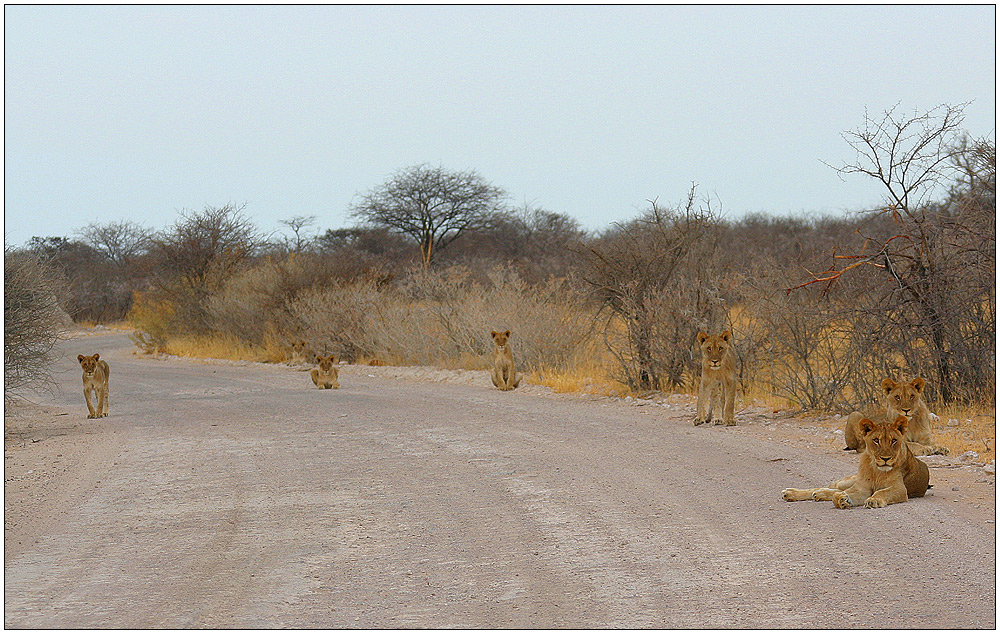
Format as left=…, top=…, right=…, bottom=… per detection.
left=289, top=340, right=309, bottom=365
left=490, top=330, right=521, bottom=391
left=695, top=330, right=736, bottom=426
left=844, top=377, right=948, bottom=456
left=77, top=353, right=110, bottom=419
left=310, top=355, right=340, bottom=389
left=783, top=416, right=929, bottom=509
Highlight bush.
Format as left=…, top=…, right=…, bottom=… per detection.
left=4, top=250, right=69, bottom=402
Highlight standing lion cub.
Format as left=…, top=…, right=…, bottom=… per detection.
left=78, top=353, right=110, bottom=418
left=490, top=330, right=521, bottom=391
left=695, top=330, right=737, bottom=426
left=311, top=355, right=340, bottom=389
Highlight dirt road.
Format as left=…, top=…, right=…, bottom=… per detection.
left=4, top=332, right=995, bottom=628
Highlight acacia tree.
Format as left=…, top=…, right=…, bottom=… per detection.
left=277, top=215, right=317, bottom=254
left=350, top=164, right=507, bottom=268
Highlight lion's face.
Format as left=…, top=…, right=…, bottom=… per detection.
left=78, top=354, right=101, bottom=376
left=861, top=416, right=909, bottom=472
left=491, top=330, right=511, bottom=348
left=697, top=331, right=731, bottom=369
left=882, top=377, right=926, bottom=419
left=315, top=355, right=338, bottom=372
left=291, top=341, right=307, bottom=353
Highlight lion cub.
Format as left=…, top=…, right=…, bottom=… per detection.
left=78, top=353, right=110, bottom=419
left=289, top=340, right=309, bottom=365
left=783, top=416, right=929, bottom=509
left=490, top=330, right=521, bottom=391
left=844, top=377, right=948, bottom=456
left=311, top=355, right=340, bottom=389
left=695, top=330, right=736, bottom=426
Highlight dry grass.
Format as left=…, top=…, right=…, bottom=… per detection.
left=932, top=405, right=996, bottom=463
left=158, top=334, right=271, bottom=363
left=527, top=341, right=628, bottom=397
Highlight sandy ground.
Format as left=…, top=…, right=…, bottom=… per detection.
left=4, top=331, right=995, bottom=628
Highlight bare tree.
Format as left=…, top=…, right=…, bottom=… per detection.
left=794, top=103, right=995, bottom=404
left=77, top=220, right=151, bottom=266
left=145, top=203, right=263, bottom=333
left=277, top=215, right=317, bottom=254
left=350, top=164, right=507, bottom=268
left=581, top=186, right=723, bottom=391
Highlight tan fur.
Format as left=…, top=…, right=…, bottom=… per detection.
left=695, top=330, right=737, bottom=426
left=490, top=330, right=521, bottom=391
left=77, top=353, right=110, bottom=419
left=844, top=377, right=948, bottom=456
left=783, top=416, right=929, bottom=509
left=310, top=355, right=340, bottom=389
left=289, top=340, right=309, bottom=365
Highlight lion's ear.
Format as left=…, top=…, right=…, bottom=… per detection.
left=881, top=378, right=897, bottom=395
left=503, top=330, right=511, bottom=338
left=859, top=418, right=877, bottom=436
left=78, top=355, right=85, bottom=363
left=315, top=355, right=322, bottom=363
left=911, top=377, right=926, bottom=393
left=490, top=331, right=498, bottom=338
left=720, top=330, right=731, bottom=342
left=93, top=353, right=100, bottom=361
left=697, top=332, right=709, bottom=344
left=892, top=415, right=909, bottom=435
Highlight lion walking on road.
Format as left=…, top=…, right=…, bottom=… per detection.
left=78, top=353, right=110, bottom=418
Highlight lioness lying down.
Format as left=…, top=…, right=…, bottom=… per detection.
left=783, top=416, right=929, bottom=509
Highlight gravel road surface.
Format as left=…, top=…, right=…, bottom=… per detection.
left=4, top=332, right=995, bottom=628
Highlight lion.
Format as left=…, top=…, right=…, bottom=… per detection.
left=77, top=353, right=110, bottom=419
left=783, top=416, right=930, bottom=509
left=490, top=330, right=521, bottom=391
left=844, top=377, right=948, bottom=456
left=289, top=340, right=309, bottom=365
left=695, top=330, right=736, bottom=426
left=310, top=355, right=340, bottom=389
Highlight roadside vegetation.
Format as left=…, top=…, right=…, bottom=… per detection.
left=6, top=104, right=994, bottom=459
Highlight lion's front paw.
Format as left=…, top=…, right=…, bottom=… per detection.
left=833, top=492, right=853, bottom=509
left=781, top=488, right=798, bottom=502
left=87, top=414, right=97, bottom=419
left=863, top=496, right=886, bottom=509
left=693, top=418, right=707, bottom=426
left=724, top=420, right=736, bottom=426
left=933, top=445, right=950, bottom=456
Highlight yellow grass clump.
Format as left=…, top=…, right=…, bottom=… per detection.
left=158, top=334, right=270, bottom=363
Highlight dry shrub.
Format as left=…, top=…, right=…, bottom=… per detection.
left=285, top=265, right=593, bottom=372
left=395, top=266, right=593, bottom=372
left=4, top=250, right=70, bottom=401
left=287, top=276, right=388, bottom=362
left=128, top=291, right=177, bottom=352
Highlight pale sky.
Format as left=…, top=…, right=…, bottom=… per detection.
left=4, top=5, right=996, bottom=246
